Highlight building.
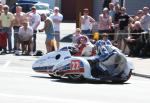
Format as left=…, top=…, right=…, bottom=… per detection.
left=125, top=0, right=150, bottom=15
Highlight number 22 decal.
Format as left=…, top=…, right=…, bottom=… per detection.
left=70, top=60, right=80, bottom=70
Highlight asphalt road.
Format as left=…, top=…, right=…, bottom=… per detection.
left=0, top=59, right=150, bottom=103
left=0, top=23, right=150, bottom=103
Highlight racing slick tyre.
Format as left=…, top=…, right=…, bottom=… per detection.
left=112, top=70, right=132, bottom=83
left=49, top=74, right=61, bottom=79
left=68, top=74, right=84, bottom=81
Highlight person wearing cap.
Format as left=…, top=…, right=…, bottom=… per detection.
left=80, top=8, right=95, bottom=38
left=28, top=6, right=41, bottom=52
left=15, top=20, right=33, bottom=55
left=0, top=5, right=14, bottom=53
left=39, top=14, right=57, bottom=53
left=49, top=6, right=63, bottom=49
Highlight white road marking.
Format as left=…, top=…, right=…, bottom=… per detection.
left=0, top=93, right=103, bottom=103
left=0, top=67, right=38, bottom=75
left=2, top=61, right=11, bottom=69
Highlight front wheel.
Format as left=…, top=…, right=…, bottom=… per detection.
left=112, top=70, right=132, bottom=83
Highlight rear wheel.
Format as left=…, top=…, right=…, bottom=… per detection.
left=49, top=74, right=61, bottom=79
left=68, top=74, right=84, bottom=81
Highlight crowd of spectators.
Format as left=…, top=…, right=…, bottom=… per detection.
left=0, top=3, right=63, bottom=55
left=0, top=1, right=150, bottom=57
left=79, top=2, right=150, bottom=57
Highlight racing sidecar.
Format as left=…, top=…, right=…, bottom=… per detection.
left=32, top=46, right=134, bottom=83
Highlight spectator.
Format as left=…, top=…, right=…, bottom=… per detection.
left=0, top=3, right=3, bottom=15
left=109, top=3, right=115, bottom=22
left=28, top=6, right=41, bottom=52
left=134, top=10, right=144, bottom=22
left=114, top=3, right=121, bottom=24
left=39, top=14, right=56, bottom=53
left=72, top=28, right=82, bottom=44
left=13, top=6, right=26, bottom=51
left=50, top=6, right=63, bottom=49
left=80, top=8, right=95, bottom=38
left=0, top=3, right=3, bottom=52
left=15, top=21, right=33, bottom=55
left=0, top=5, right=14, bottom=53
left=140, top=7, right=150, bottom=31
left=117, top=7, right=133, bottom=53
left=125, top=21, right=144, bottom=57
left=99, top=8, right=112, bottom=39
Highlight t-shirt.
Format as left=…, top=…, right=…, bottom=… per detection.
left=0, top=12, right=14, bottom=27
left=50, top=13, right=63, bottom=32
left=28, top=12, right=41, bottom=30
left=18, top=26, right=33, bottom=41
left=118, top=14, right=130, bottom=30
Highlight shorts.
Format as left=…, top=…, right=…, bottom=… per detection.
left=54, top=31, right=60, bottom=42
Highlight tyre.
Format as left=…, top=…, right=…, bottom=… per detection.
left=68, top=74, right=84, bottom=81
left=49, top=74, right=61, bottom=79
left=112, top=70, right=132, bottom=83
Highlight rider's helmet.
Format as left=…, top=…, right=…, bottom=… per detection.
left=77, top=35, right=89, bottom=45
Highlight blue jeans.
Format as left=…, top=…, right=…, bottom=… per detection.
left=2, top=27, right=12, bottom=51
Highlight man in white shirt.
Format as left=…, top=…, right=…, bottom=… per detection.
left=28, top=6, right=41, bottom=52
left=15, top=21, right=33, bottom=55
left=50, top=6, right=63, bottom=49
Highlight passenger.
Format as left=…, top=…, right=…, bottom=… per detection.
left=74, top=35, right=95, bottom=56
left=39, top=14, right=56, bottom=53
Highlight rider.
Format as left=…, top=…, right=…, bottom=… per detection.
left=91, top=33, right=127, bottom=77
left=90, top=33, right=114, bottom=77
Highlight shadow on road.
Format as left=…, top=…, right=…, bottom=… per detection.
left=31, top=75, right=130, bottom=85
